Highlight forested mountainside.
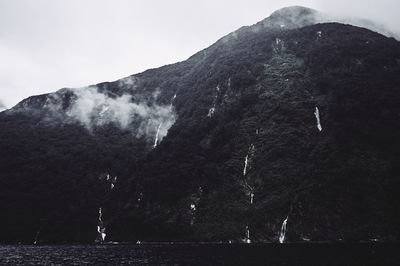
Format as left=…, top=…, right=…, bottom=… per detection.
left=1, top=6, right=399, bottom=243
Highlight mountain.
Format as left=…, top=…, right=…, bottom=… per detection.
left=1, top=6, right=400, bottom=244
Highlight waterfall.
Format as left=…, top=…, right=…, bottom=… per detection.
left=207, top=86, right=219, bottom=117
left=243, top=144, right=255, bottom=176
left=314, top=107, right=322, bottom=131
left=190, top=203, right=196, bottom=226
left=110, top=176, right=117, bottom=190
left=33, top=230, right=40, bottom=245
left=103, top=173, right=117, bottom=190
left=170, top=94, right=177, bottom=108
left=243, top=144, right=256, bottom=203
left=244, top=180, right=254, bottom=204
left=279, top=216, right=288, bottom=243
left=243, top=225, right=251, bottom=244
left=207, top=107, right=215, bottom=117
left=153, top=123, right=162, bottom=148
left=137, top=192, right=143, bottom=202
left=97, top=207, right=106, bottom=243
left=243, top=154, right=249, bottom=176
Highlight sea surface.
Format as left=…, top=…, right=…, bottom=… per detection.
left=0, top=243, right=399, bottom=265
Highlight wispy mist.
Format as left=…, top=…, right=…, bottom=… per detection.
left=319, top=0, right=400, bottom=39
left=117, top=76, right=139, bottom=90
left=43, top=86, right=177, bottom=143
left=319, top=12, right=399, bottom=39
left=0, top=99, right=6, bottom=112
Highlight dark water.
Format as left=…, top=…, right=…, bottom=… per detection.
left=0, top=243, right=399, bottom=265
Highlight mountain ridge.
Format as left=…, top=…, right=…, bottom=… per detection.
left=1, top=6, right=400, bottom=243
left=5, top=5, right=396, bottom=115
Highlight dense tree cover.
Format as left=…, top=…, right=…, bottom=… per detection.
left=0, top=7, right=399, bottom=243
left=110, top=23, right=400, bottom=242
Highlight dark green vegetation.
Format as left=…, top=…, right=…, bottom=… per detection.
left=0, top=6, right=399, bottom=243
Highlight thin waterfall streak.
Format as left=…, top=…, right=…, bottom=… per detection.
left=279, top=216, right=288, bottom=243
left=153, top=123, right=162, bottom=148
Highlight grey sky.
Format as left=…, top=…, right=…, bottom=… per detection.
left=1, top=0, right=399, bottom=108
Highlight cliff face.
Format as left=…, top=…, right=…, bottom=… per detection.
left=1, top=6, right=400, bottom=243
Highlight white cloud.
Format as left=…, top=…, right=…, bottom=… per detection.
left=47, top=86, right=177, bottom=142
left=0, top=99, right=5, bottom=112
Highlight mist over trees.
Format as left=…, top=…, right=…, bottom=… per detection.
left=0, top=6, right=399, bottom=243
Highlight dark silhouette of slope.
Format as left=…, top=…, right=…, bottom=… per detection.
left=0, top=6, right=399, bottom=243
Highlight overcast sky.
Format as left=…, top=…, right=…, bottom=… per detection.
left=1, top=0, right=399, bottom=108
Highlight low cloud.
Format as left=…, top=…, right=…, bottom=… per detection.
left=44, top=86, right=176, bottom=143
left=0, top=99, right=6, bottom=112
left=320, top=13, right=399, bottom=39
left=318, top=0, right=400, bottom=39
left=117, top=76, right=139, bottom=89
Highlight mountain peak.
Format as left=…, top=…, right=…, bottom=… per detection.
left=270, top=6, right=317, bottom=18
left=1, top=4, right=400, bottom=244
left=260, top=6, right=320, bottom=29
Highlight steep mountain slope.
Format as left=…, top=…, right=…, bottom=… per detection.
left=1, top=6, right=399, bottom=243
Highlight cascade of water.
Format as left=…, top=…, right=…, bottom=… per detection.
left=169, top=94, right=177, bottom=108
left=207, top=107, right=215, bottom=117
left=97, top=207, right=106, bottom=243
left=243, top=180, right=254, bottom=204
left=244, top=225, right=251, bottom=244
left=190, top=203, right=196, bottom=226
left=110, top=176, right=117, bottom=190
left=314, top=106, right=322, bottom=131
left=153, top=123, right=162, bottom=148
left=207, top=86, right=220, bottom=117
left=33, top=230, right=40, bottom=245
left=137, top=192, right=143, bottom=202
left=279, top=216, right=288, bottom=243
left=243, top=144, right=256, bottom=203
left=243, top=154, right=249, bottom=176
left=243, top=144, right=255, bottom=176
left=103, top=173, right=117, bottom=190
